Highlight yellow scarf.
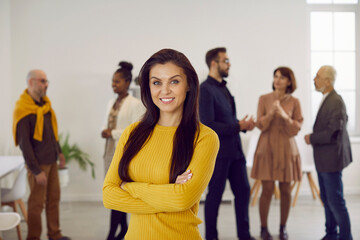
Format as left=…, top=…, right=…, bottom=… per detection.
left=13, top=89, right=58, bottom=146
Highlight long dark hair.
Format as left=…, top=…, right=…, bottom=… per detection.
left=118, top=49, right=200, bottom=183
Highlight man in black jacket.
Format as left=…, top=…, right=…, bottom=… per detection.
left=200, top=47, right=255, bottom=240
left=305, top=65, right=352, bottom=240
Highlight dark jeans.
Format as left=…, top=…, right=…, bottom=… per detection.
left=106, top=210, right=127, bottom=240
left=205, top=156, right=251, bottom=240
left=317, top=171, right=352, bottom=240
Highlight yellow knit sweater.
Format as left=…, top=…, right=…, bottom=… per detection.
left=103, top=122, right=219, bottom=240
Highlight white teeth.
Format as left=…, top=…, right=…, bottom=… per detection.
left=160, top=98, right=174, bottom=102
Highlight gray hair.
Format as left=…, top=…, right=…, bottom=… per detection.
left=321, top=65, right=337, bottom=85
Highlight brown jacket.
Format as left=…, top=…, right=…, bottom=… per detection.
left=16, top=99, right=61, bottom=175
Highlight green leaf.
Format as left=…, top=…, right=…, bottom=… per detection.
left=59, top=133, right=96, bottom=179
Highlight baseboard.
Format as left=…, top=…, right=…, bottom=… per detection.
left=58, top=188, right=360, bottom=202
left=60, top=194, right=103, bottom=202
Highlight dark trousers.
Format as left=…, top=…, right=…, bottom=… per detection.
left=205, top=156, right=251, bottom=240
left=106, top=210, right=128, bottom=240
left=317, top=171, right=352, bottom=240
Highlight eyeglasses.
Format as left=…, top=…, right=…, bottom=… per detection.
left=215, top=59, right=230, bottom=64
left=34, top=78, right=49, bottom=84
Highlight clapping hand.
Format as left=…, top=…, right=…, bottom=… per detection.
left=304, top=134, right=311, bottom=145
left=273, top=100, right=289, bottom=120
left=239, top=115, right=256, bottom=131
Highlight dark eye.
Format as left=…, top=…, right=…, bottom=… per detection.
left=171, top=80, right=179, bottom=84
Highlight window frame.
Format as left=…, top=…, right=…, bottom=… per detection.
left=307, top=2, right=360, bottom=136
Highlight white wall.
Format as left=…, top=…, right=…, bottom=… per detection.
left=0, top=0, right=13, bottom=154
left=2, top=0, right=359, bottom=201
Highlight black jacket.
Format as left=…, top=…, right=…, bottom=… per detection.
left=199, top=76, right=244, bottom=160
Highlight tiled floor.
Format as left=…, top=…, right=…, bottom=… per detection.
left=2, top=195, right=359, bottom=240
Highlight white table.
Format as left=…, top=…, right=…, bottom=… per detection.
left=0, top=156, right=25, bottom=179
left=0, top=156, right=24, bottom=238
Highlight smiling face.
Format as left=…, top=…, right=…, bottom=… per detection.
left=112, top=72, right=130, bottom=95
left=149, top=62, right=189, bottom=123
left=273, top=70, right=290, bottom=93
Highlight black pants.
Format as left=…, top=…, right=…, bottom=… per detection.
left=205, top=156, right=251, bottom=240
left=107, top=210, right=128, bottom=240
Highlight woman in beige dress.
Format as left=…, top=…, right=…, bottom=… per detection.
left=101, top=61, right=145, bottom=240
left=251, top=67, right=303, bottom=240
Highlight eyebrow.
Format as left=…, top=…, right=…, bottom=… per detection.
left=150, top=74, right=182, bottom=81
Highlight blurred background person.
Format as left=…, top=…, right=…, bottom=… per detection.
left=200, top=47, right=256, bottom=240
left=103, top=49, right=219, bottom=240
left=101, top=61, right=145, bottom=240
left=13, top=69, right=71, bottom=240
left=251, top=67, right=303, bottom=240
left=305, top=65, right=352, bottom=240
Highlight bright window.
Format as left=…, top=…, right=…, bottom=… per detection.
left=307, top=0, right=358, bottom=4
left=309, top=3, right=358, bottom=134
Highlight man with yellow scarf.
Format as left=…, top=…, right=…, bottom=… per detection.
left=13, top=69, right=71, bottom=240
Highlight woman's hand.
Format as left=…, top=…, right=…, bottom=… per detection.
left=270, top=100, right=279, bottom=116
left=101, top=129, right=112, bottom=138
left=120, top=181, right=128, bottom=190
left=274, top=100, right=289, bottom=120
left=175, top=170, right=192, bottom=184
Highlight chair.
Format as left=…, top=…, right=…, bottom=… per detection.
left=291, top=136, right=322, bottom=207
left=0, top=212, right=21, bottom=234
left=1, top=163, right=27, bottom=240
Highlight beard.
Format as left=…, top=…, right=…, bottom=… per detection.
left=315, top=84, right=325, bottom=93
left=218, top=66, right=229, bottom=78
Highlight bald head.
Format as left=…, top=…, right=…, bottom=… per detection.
left=319, top=65, right=336, bottom=85
left=26, top=69, right=47, bottom=85
left=26, top=69, right=48, bottom=102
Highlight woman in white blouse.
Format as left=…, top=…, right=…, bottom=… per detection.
left=101, top=61, right=145, bottom=240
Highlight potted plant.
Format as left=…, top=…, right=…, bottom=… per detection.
left=58, top=133, right=96, bottom=187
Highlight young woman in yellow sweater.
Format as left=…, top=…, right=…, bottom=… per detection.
left=103, top=49, right=219, bottom=240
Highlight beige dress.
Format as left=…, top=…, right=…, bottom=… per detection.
left=103, top=99, right=123, bottom=174
left=250, top=92, right=303, bottom=182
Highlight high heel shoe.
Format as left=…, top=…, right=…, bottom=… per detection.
left=279, top=225, right=288, bottom=240
left=260, top=226, right=273, bottom=240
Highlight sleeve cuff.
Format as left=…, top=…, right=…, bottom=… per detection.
left=235, top=122, right=241, bottom=132
left=32, top=167, right=42, bottom=176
